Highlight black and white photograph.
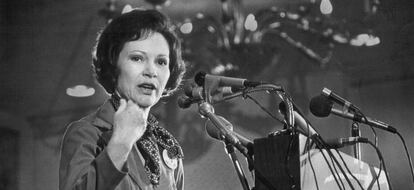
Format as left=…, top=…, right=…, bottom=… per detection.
left=1, top=0, right=414, bottom=189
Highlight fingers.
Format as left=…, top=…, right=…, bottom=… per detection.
left=111, top=99, right=148, bottom=147
left=116, top=99, right=148, bottom=119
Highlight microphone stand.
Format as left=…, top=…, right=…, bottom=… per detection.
left=198, top=101, right=251, bottom=190
left=351, top=122, right=364, bottom=178
left=224, top=141, right=251, bottom=190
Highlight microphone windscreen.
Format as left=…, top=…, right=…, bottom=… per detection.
left=309, top=95, right=333, bottom=117
left=177, top=96, right=192, bottom=109
left=183, top=82, right=196, bottom=97
left=194, top=71, right=206, bottom=86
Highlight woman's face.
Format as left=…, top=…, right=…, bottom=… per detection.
left=116, top=32, right=171, bottom=108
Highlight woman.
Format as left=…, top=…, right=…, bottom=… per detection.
left=59, top=9, right=186, bottom=190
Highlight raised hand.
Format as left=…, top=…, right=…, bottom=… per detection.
left=107, top=99, right=149, bottom=170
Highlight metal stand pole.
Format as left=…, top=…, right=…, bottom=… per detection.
left=224, top=142, right=250, bottom=190
left=351, top=122, right=361, bottom=160
left=198, top=101, right=250, bottom=190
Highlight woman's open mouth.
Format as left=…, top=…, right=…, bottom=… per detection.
left=138, top=83, right=156, bottom=94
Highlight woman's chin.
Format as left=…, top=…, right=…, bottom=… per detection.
left=132, top=97, right=157, bottom=108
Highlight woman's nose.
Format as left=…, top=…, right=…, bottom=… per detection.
left=143, top=62, right=157, bottom=78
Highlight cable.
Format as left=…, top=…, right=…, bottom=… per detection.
left=366, top=141, right=393, bottom=190
left=276, top=91, right=295, bottom=128
left=364, top=151, right=382, bottom=190
left=284, top=134, right=297, bottom=189
left=317, top=146, right=345, bottom=190
left=212, top=84, right=286, bottom=125
left=370, top=125, right=382, bottom=190
left=356, top=112, right=381, bottom=190
left=306, top=141, right=320, bottom=190
left=215, top=83, right=284, bottom=104
left=241, top=86, right=319, bottom=189
left=396, top=131, right=414, bottom=187
left=293, top=98, right=356, bottom=190
left=334, top=149, right=365, bottom=190
left=245, top=94, right=283, bottom=123
left=369, top=126, right=379, bottom=147
left=247, top=85, right=363, bottom=190
left=328, top=150, right=347, bottom=190
left=289, top=96, right=354, bottom=190
left=207, top=84, right=379, bottom=189
left=318, top=137, right=359, bottom=190
left=376, top=154, right=383, bottom=190
left=359, top=110, right=413, bottom=188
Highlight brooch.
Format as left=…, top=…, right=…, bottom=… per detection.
left=162, top=149, right=178, bottom=170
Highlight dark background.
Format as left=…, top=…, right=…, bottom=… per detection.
left=1, top=0, right=414, bottom=189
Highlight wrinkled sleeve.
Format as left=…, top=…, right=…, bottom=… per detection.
left=175, top=158, right=184, bottom=190
left=59, top=121, right=127, bottom=190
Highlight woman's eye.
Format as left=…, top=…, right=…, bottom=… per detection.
left=157, top=59, right=169, bottom=66
left=130, top=55, right=143, bottom=62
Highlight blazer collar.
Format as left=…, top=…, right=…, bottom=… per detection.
left=92, top=99, right=115, bottom=130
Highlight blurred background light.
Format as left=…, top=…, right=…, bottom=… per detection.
left=66, top=85, right=95, bottom=97
left=320, top=0, right=333, bottom=15
left=180, top=20, right=193, bottom=34
left=244, top=14, right=258, bottom=31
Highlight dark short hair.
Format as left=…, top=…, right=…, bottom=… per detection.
left=92, top=9, right=186, bottom=96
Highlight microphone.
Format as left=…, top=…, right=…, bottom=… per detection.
left=322, top=87, right=360, bottom=113
left=177, top=83, right=204, bottom=109
left=197, top=102, right=252, bottom=157
left=177, top=81, right=246, bottom=109
left=278, top=102, right=319, bottom=138
left=204, top=113, right=255, bottom=173
left=324, top=137, right=369, bottom=149
left=194, top=71, right=263, bottom=88
left=205, top=116, right=253, bottom=150
left=310, top=95, right=397, bottom=133
left=183, top=83, right=204, bottom=99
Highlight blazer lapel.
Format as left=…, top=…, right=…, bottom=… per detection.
left=127, top=145, right=151, bottom=186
